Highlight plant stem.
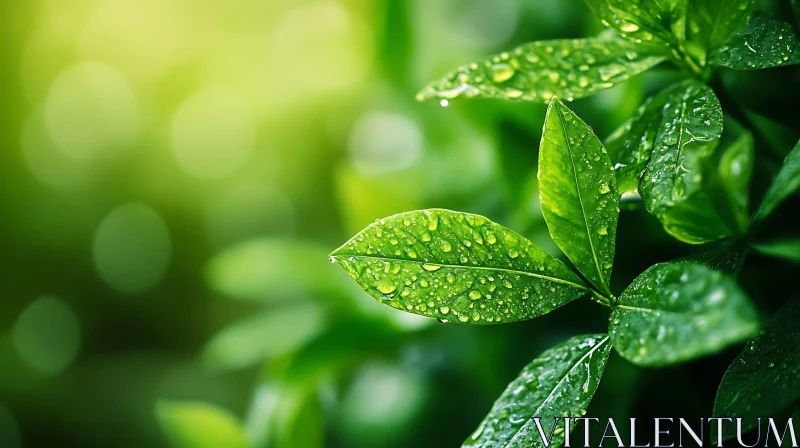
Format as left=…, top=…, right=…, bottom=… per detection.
left=590, top=290, right=615, bottom=307
left=668, top=41, right=708, bottom=81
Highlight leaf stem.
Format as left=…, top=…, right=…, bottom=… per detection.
left=590, top=290, right=615, bottom=307
left=669, top=41, right=708, bottom=81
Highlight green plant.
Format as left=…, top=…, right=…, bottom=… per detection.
left=331, top=1, right=800, bottom=446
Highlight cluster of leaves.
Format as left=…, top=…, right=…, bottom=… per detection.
left=332, top=0, right=800, bottom=446
left=154, top=239, right=437, bottom=448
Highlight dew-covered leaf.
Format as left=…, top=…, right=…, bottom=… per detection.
left=687, top=0, right=757, bottom=52
left=609, top=262, right=759, bottom=366
left=583, top=0, right=688, bottom=45
left=605, top=89, right=671, bottom=194
left=202, top=303, right=326, bottom=371
left=638, top=81, right=735, bottom=244
left=156, top=401, right=250, bottom=448
left=330, top=210, right=589, bottom=324
left=680, top=240, right=748, bottom=274
left=713, top=301, right=800, bottom=441
left=751, top=239, right=800, bottom=264
left=539, top=97, right=618, bottom=296
left=416, top=34, right=664, bottom=103
left=463, top=334, right=611, bottom=448
left=711, top=15, right=800, bottom=70
left=753, top=139, right=800, bottom=224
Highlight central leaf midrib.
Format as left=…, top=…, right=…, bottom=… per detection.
left=333, top=254, right=589, bottom=291
left=670, top=91, right=689, bottom=182
left=504, top=336, right=610, bottom=448
left=555, top=102, right=609, bottom=294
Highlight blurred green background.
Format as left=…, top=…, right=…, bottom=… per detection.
left=0, top=0, right=799, bottom=447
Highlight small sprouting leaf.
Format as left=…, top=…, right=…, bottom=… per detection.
left=753, top=139, right=800, bottom=224
left=687, top=0, right=758, bottom=51
left=711, top=15, right=800, bottom=70
left=717, top=126, right=754, bottom=229
left=638, top=81, right=734, bottom=244
left=539, top=97, right=618, bottom=296
left=202, top=303, right=326, bottom=371
left=331, top=210, right=589, bottom=324
left=416, top=34, right=664, bottom=103
left=609, top=262, right=759, bottom=366
left=583, top=0, right=687, bottom=45
left=156, top=401, right=250, bottom=448
left=463, top=334, right=611, bottom=448
left=750, top=239, right=800, bottom=264
left=713, top=301, right=800, bottom=441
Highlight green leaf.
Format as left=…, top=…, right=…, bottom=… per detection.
left=583, top=0, right=688, bottom=45
left=463, top=334, right=611, bottom=448
left=753, top=139, right=800, bottom=224
left=638, top=81, right=734, bottom=244
left=711, top=15, right=800, bottom=70
left=680, top=240, right=748, bottom=274
left=717, top=126, right=754, bottom=229
left=202, top=303, right=326, bottom=370
left=687, top=0, right=758, bottom=51
left=206, top=239, right=358, bottom=304
left=609, top=262, right=759, bottom=366
left=713, top=301, right=800, bottom=441
left=750, top=239, right=800, bottom=264
left=331, top=209, right=589, bottom=324
left=539, top=97, right=618, bottom=296
left=156, top=401, right=250, bottom=448
left=274, top=388, right=325, bottom=448
left=416, top=34, right=664, bottom=103
left=605, top=89, right=670, bottom=194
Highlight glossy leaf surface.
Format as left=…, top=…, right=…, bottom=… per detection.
left=680, top=240, right=748, bottom=274
left=687, top=0, right=757, bottom=51
left=605, top=90, right=669, bottom=193
left=638, top=81, right=733, bottom=244
left=714, top=302, right=800, bottom=441
left=711, top=15, right=800, bottom=70
left=463, top=334, right=611, bottom=448
left=753, top=139, right=800, bottom=223
left=416, top=35, right=664, bottom=103
left=610, top=262, right=759, bottom=366
left=583, top=0, right=687, bottom=45
left=331, top=210, right=588, bottom=324
left=539, top=98, right=618, bottom=296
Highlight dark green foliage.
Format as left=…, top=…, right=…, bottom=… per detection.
left=327, top=1, right=800, bottom=445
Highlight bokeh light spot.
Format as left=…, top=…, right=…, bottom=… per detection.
left=93, top=203, right=172, bottom=294
left=0, top=405, right=21, bottom=448
left=78, top=0, right=185, bottom=82
left=340, top=363, right=426, bottom=440
left=271, top=1, right=372, bottom=94
left=12, top=296, right=81, bottom=375
left=452, top=0, right=519, bottom=48
left=204, top=182, right=294, bottom=248
left=348, top=112, right=423, bottom=175
left=171, top=86, right=255, bottom=179
left=21, top=110, right=85, bottom=189
left=44, top=61, right=140, bottom=161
